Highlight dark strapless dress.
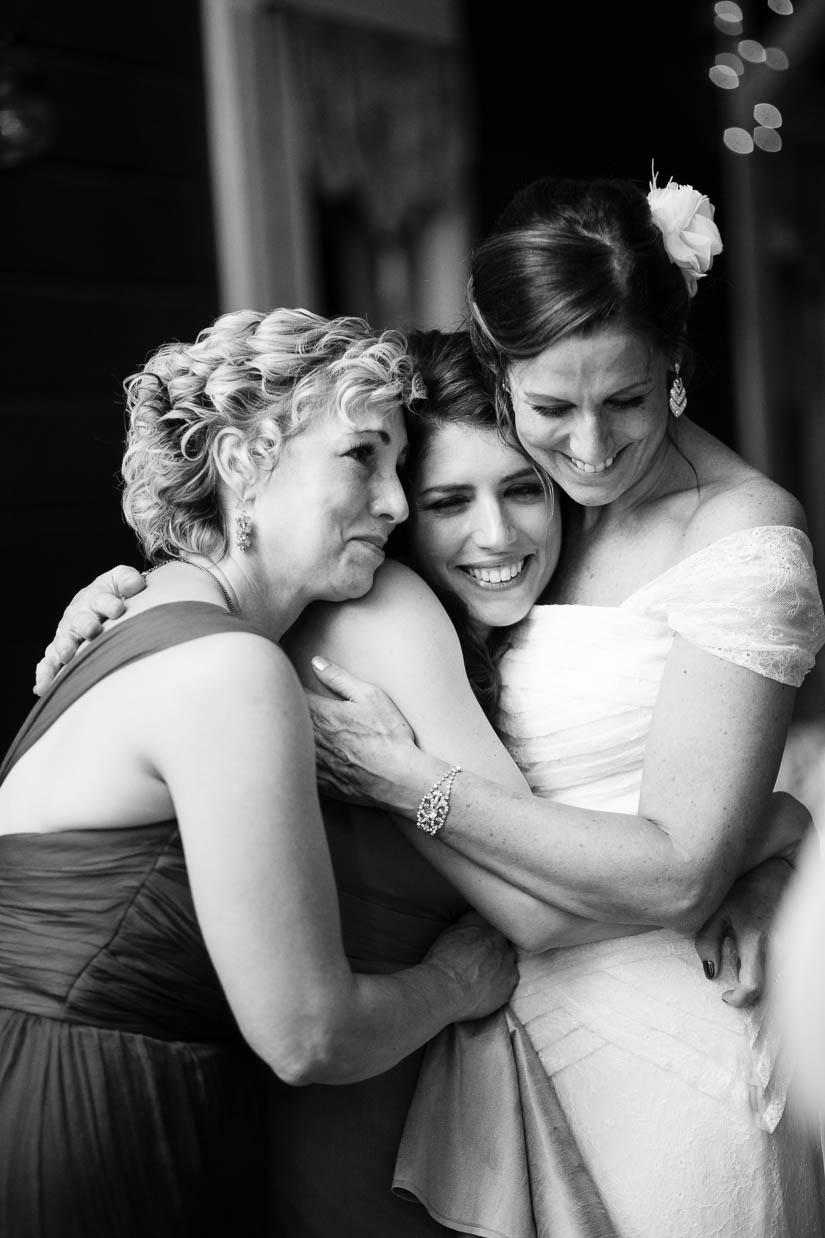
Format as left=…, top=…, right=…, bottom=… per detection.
left=0, top=604, right=271, bottom=1238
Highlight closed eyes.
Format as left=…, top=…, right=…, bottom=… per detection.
left=526, top=393, right=649, bottom=417
left=419, top=483, right=545, bottom=514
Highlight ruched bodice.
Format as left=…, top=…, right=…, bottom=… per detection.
left=0, top=604, right=271, bottom=1238
left=0, top=823, right=238, bottom=1041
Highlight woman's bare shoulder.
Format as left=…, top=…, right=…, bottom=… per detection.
left=288, top=560, right=450, bottom=647
left=680, top=425, right=806, bottom=553
left=284, top=560, right=461, bottom=685
left=145, top=630, right=303, bottom=723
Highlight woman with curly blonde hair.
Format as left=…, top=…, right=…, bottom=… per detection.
left=0, top=308, right=516, bottom=1237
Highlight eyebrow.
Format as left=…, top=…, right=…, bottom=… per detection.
left=417, top=466, right=538, bottom=498
left=522, top=377, right=652, bottom=403
left=349, top=426, right=393, bottom=443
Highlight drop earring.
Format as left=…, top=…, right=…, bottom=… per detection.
left=234, top=501, right=253, bottom=552
left=669, top=364, right=687, bottom=418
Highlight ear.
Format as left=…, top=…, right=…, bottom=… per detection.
left=213, top=428, right=259, bottom=501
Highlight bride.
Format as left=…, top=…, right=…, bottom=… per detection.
left=302, top=176, right=825, bottom=1237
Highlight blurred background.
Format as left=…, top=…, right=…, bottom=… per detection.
left=2, top=0, right=823, bottom=810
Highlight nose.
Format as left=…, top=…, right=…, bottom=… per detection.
left=369, top=470, right=409, bottom=527
left=472, top=496, right=517, bottom=551
left=568, top=410, right=611, bottom=463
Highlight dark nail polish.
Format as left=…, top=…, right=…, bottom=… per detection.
left=703, top=960, right=716, bottom=980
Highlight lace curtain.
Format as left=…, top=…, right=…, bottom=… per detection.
left=277, top=9, right=474, bottom=326
left=285, top=11, right=473, bottom=238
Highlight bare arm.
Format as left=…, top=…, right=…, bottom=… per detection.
left=145, top=632, right=516, bottom=1085
left=310, top=631, right=796, bottom=933
left=287, top=561, right=651, bottom=953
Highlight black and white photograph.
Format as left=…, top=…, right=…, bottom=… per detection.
left=2, top=1, right=825, bottom=1234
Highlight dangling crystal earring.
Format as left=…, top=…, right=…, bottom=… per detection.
left=234, top=501, right=253, bottom=552
left=669, top=364, right=687, bottom=418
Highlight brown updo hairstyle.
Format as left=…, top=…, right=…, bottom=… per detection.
left=468, top=177, right=693, bottom=431
left=121, top=308, right=422, bottom=563
left=394, top=329, right=539, bottom=718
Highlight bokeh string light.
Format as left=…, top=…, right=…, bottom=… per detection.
left=738, top=39, right=767, bottom=62
left=710, top=0, right=794, bottom=154
left=714, top=1, right=744, bottom=35
left=764, top=46, right=789, bottom=69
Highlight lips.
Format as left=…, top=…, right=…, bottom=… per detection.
left=352, top=534, right=387, bottom=553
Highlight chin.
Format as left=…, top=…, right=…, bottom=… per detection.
left=341, top=570, right=380, bottom=600
left=464, top=592, right=535, bottom=630
left=482, top=604, right=532, bottom=630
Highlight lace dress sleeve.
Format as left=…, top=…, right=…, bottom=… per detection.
left=626, top=526, right=825, bottom=687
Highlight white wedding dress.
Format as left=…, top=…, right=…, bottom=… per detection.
left=494, top=525, right=825, bottom=1238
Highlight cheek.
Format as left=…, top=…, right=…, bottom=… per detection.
left=514, top=408, right=559, bottom=457
left=527, top=508, right=561, bottom=562
left=620, top=404, right=667, bottom=443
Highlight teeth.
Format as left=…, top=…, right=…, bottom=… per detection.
left=568, top=454, right=615, bottom=474
left=465, top=558, right=525, bottom=584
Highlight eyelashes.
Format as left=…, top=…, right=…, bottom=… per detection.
left=419, top=485, right=545, bottom=514
left=344, top=442, right=377, bottom=466
left=526, top=394, right=648, bottom=417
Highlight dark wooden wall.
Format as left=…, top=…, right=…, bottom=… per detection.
left=2, top=3, right=218, bottom=746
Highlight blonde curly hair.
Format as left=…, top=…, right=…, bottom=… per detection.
left=121, top=308, right=422, bottom=562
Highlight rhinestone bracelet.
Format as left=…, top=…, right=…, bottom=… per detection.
left=416, top=765, right=462, bottom=836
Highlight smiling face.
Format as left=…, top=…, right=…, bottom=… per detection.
left=407, top=422, right=561, bottom=635
left=508, top=327, right=672, bottom=509
left=252, top=402, right=409, bottom=611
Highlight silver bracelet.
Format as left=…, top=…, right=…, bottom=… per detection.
left=416, top=765, right=462, bottom=836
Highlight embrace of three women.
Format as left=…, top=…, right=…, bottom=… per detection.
left=2, top=173, right=824, bottom=1238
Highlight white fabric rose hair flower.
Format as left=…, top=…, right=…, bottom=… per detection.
left=647, top=172, right=723, bottom=297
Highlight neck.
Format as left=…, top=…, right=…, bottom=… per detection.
left=188, top=553, right=301, bottom=643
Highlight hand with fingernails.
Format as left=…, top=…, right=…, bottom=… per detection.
left=694, top=857, right=795, bottom=1008
left=33, top=566, right=147, bottom=695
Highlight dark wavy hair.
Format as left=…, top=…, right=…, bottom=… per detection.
left=468, top=176, right=693, bottom=432
left=392, top=329, right=534, bottom=718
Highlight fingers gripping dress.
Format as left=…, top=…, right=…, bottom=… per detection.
left=0, top=604, right=270, bottom=1238
left=496, top=527, right=825, bottom=1238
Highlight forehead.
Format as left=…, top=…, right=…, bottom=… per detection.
left=308, top=401, right=407, bottom=445
left=511, top=328, right=657, bottom=392
left=419, top=422, right=530, bottom=484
